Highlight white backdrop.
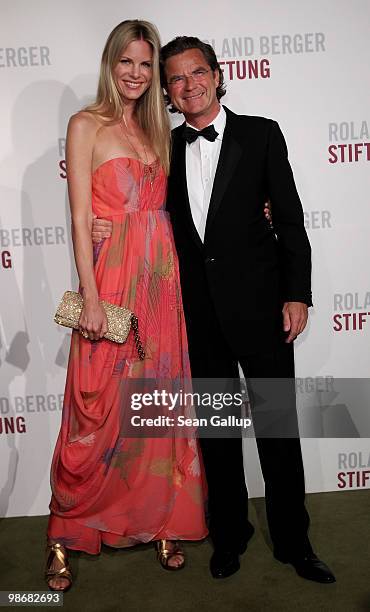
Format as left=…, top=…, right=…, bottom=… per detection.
left=1, top=0, right=369, bottom=517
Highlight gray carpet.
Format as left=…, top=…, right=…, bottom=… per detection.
left=0, top=490, right=369, bottom=611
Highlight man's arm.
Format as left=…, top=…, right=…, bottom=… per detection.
left=266, top=120, right=312, bottom=306
left=266, top=120, right=312, bottom=341
left=92, top=207, right=273, bottom=243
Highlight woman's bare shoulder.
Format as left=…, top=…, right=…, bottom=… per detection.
left=68, top=110, right=103, bottom=136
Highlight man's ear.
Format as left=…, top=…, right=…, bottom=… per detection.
left=214, top=68, right=220, bottom=89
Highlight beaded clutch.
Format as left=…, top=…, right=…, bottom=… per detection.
left=54, top=291, right=145, bottom=359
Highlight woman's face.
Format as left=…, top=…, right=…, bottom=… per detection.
left=113, top=39, right=153, bottom=105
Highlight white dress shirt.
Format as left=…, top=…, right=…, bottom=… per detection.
left=185, top=106, right=226, bottom=241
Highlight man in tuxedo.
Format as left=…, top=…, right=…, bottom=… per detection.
left=92, top=36, right=335, bottom=583
left=158, top=36, right=335, bottom=583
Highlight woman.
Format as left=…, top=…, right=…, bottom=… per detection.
left=46, top=20, right=207, bottom=591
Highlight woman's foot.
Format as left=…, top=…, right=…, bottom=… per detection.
left=155, top=539, right=185, bottom=571
left=45, top=541, right=72, bottom=591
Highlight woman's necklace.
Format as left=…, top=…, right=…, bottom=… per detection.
left=120, top=114, right=155, bottom=190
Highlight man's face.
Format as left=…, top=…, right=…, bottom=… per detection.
left=164, top=48, right=220, bottom=125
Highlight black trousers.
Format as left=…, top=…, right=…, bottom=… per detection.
left=186, top=300, right=311, bottom=557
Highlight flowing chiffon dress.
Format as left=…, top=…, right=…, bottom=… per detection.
left=48, top=156, right=208, bottom=554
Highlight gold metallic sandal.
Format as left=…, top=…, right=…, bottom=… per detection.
left=45, top=542, right=72, bottom=592
left=155, top=539, right=185, bottom=571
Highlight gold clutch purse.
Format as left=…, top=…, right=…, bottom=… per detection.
left=54, top=291, right=145, bottom=360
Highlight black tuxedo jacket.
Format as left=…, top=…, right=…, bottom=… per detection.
left=166, top=106, right=312, bottom=355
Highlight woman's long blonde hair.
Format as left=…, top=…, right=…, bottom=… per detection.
left=86, top=20, right=170, bottom=175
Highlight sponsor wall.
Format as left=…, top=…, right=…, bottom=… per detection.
left=0, top=0, right=369, bottom=517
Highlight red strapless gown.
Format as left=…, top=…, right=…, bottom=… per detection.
left=48, top=157, right=208, bottom=553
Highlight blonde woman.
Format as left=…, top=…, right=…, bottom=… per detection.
left=46, top=20, right=207, bottom=591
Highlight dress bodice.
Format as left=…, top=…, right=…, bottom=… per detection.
left=92, top=156, right=167, bottom=217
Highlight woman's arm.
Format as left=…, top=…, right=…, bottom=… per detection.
left=66, top=112, right=107, bottom=341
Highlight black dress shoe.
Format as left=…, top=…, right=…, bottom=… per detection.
left=210, top=549, right=240, bottom=579
left=275, top=552, right=336, bottom=583
left=210, top=526, right=255, bottom=579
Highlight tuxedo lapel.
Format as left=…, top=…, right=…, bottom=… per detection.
left=170, top=126, right=204, bottom=251
left=204, top=109, right=242, bottom=238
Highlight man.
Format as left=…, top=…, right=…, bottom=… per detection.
left=93, top=36, right=335, bottom=583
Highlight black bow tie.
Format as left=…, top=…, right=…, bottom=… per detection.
left=183, top=124, right=219, bottom=144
